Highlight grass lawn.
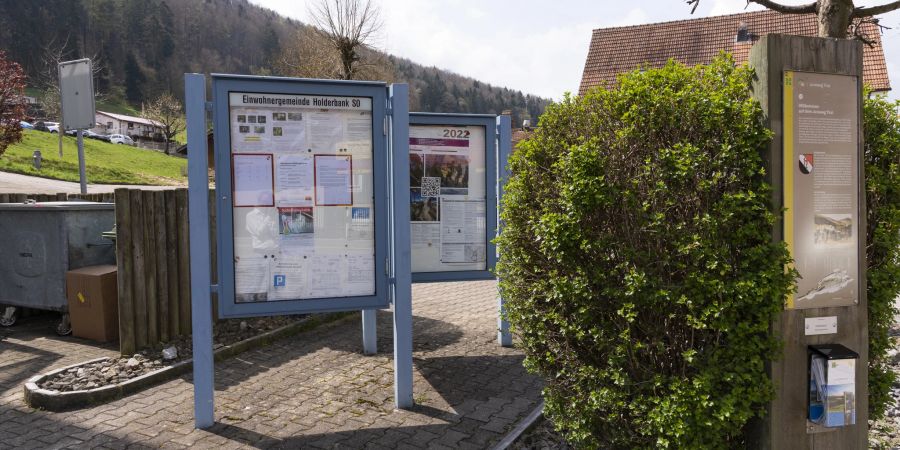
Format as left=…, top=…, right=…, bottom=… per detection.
left=0, top=130, right=187, bottom=185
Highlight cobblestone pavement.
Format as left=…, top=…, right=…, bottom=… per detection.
left=0, top=280, right=543, bottom=449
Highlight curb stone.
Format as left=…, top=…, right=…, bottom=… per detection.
left=491, top=400, right=545, bottom=450
left=24, top=311, right=355, bottom=411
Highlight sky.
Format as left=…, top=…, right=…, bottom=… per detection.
left=249, top=0, right=900, bottom=102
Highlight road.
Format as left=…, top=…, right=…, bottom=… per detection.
left=0, top=170, right=185, bottom=194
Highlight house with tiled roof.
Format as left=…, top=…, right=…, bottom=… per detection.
left=579, top=10, right=891, bottom=95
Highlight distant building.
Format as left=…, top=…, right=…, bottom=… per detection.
left=94, top=111, right=164, bottom=140
left=579, top=10, right=891, bottom=95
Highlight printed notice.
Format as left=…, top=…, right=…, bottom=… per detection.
left=268, top=255, right=308, bottom=300
left=233, top=154, right=274, bottom=207
left=440, top=199, right=486, bottom=263
left=275, top=154, right=314, bottom=207
left=784, top=71, right=859, bottom=309
left=315, top=155, right=353, bottom=206
left=235, top=256, right=269, bottom=302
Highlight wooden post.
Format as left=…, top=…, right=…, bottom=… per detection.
left=176, top=188, right=191, bottom=334
left=115, top=189, right=136, bottom=355
left=143, top=190, right=159, bottom=346
left=130, top=189, right=148, bottom=349
left=165, top=190, right=180, bottom=340
left=749, top=34, right=867, bottom=449
left=154, top=191, right=169, bottom=343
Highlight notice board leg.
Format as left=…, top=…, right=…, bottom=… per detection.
left=362, top=309, right=377, bottom=355
left=496, top=115, right=513, bottom=347
left=389, top=83, right=414, bottom=409
left=186, top=73, right=214, bottom=429
left=498, top=295, right=512, bottom=347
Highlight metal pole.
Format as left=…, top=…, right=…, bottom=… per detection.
left=77, top=129, right=87, bottom=194
left=389, top=84, right=413, bottom=409
left=496, top=115, right=513, bottom=347
left=185, top=73, right=215, bottom=429
left=362, top=309, right=377, bottom=355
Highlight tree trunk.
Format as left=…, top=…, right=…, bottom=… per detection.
left=816, top=0, right=855, bottom=38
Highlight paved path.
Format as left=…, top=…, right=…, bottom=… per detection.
left=0, top=280, right=542, bottom=449
left=0, top=171, right=184, bottom=194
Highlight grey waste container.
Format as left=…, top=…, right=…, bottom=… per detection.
left=0, top=201, right=115, bottom=334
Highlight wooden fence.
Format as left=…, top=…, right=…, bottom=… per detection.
left=0, top=192, right=114, bottom=203
left=115, top=188, right=217, bottom=355
left=1, top=189, right=218, bottom=355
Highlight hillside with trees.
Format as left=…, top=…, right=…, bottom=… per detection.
left=0, top=0, right=548, bottom=126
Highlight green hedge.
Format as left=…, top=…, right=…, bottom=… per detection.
left=864, top=93, right=900, bottom=420
left=496, top=56, right=795, bottom=448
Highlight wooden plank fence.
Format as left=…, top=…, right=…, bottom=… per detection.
left=115, top=188, right=217, bottom=355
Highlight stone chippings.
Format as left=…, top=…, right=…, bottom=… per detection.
left=0, top=280, right=544, bottom=449
left=36, top=315, right=306, bottom=393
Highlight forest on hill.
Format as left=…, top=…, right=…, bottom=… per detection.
left=0, top=0, right=548, bottom=126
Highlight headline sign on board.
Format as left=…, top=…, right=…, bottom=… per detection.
left=227, top=92, right=376, bottom=303
left=409, top=124, right=488, bottom=273
left=784, top=71, right=859, bottom=309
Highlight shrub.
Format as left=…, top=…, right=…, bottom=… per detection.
left=0, top=50, right=26, bottom=157
left=496, top=55, right=795, bottom=449
left=864, top=94, right=900, bottom=420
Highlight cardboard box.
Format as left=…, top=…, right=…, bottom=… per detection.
left=66, top=265, right=118, bottom=342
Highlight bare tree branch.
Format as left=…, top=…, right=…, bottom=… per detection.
left=854, top=0, right=900, bottom=17
left=308, top=0, right=383, bottom=80
left=748, top=0, right=817, bottom=14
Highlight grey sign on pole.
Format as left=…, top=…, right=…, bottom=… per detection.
left=59, top=58, right=95, bottom=194
left=59, top=59, right=95, bottom=131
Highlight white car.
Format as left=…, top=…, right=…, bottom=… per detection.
left=109, top=134, right=135, bottom=146
left=46, top=122, right=60, bottom=133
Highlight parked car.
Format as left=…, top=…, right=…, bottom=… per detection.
left=85, top=130, right=111, bottom=142
left=46, top=122, right=60, bottom=133
left=109, top=134, right=134, bottom=146
left=19, top=121, right=33, bottom=129
left=33, top=121, right=50, bottom=132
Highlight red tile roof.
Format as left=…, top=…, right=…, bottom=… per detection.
left=579, top=10, right=891, bottom=95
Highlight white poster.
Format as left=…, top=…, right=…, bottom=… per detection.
left=229, top=92, right=376, bottom=302
left=275, top=154, right=314, bottom=207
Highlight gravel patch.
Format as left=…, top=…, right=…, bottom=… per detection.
left=37, top=315, right=305, bottom=392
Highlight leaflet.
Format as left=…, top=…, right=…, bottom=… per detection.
left=275, top=154, right=314, bottom=207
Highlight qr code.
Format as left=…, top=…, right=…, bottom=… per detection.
left=421, top=177, right=441, bottom=197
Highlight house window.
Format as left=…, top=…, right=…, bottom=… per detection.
left=106, top=122, right=112, bottom=129
left=128, top=122, right=134, bottom=129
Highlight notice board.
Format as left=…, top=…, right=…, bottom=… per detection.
left=783, top=71, right=860, bottom=309
left=408, top=114, right=498, bottom=282
left=212, top=77, right=390, bottom=318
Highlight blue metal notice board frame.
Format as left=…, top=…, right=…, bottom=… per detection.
left=211, top=74, right=392, bottom=318
left=185, top=73, right=414, bottom=429
left=408, top=113, right=500, bottom=283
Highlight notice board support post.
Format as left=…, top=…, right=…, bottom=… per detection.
left=76, top=130, right=87, bottom=194
left=185, top=73, right=215, bottom=429
left=496, top=115, right=512, bottom=347
left=749, top=35, right=866, bottom=449
left=389, top=83, right=414, bottom=409
left=361, top=309, right=377, bottom=355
